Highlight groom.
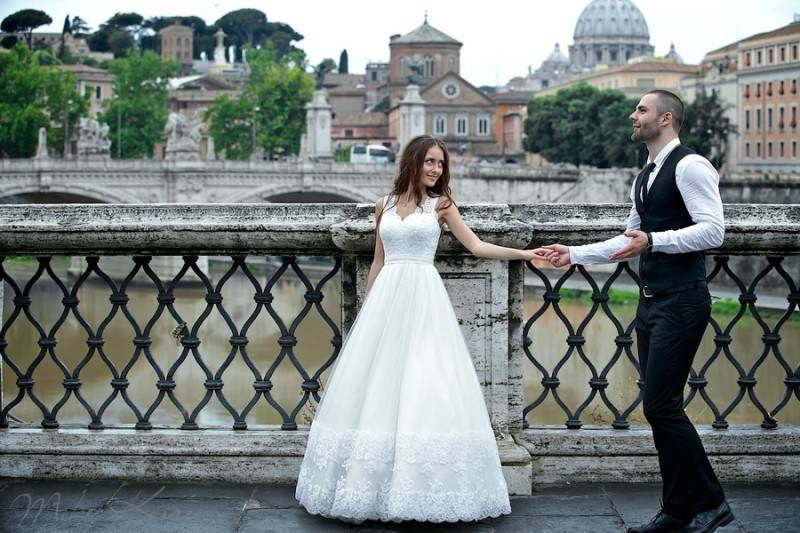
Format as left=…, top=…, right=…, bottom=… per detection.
left=539, top=90, right=732, bottom=533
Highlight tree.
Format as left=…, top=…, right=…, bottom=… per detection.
left=213, top=10, right=304, bottom=62
left=247, top=47, right=314, bottom=157
left=524, top=82, right=641, bottom=168
left=108, top=30, right=135, bottom=57
left=204, top=95, right=254, bottom=159
left=313, top=58, right=337, bottom=88
left=338, top=49, right=348, bottom=74
left=372, top=95, right=390, bottom=113
left=1, top=35, right=18, bottom=49
left=70, top=16, right=90, bottom=37
left=682, top=90, right=735, bottom=170
left=214, top=9, right=268, bottom=51
left=58, top=15, right=71, bottom=62
left=205, top=45, right=314, bottom=159
left=99, top=49, right=177, bottom=158
left=89, top=12, right=143, bottom=55
left=1, top=9, right=53, bottom=49
left=0, top=43, right=87, bottom=158
left=106, top=12, right=144, bottom=37
left=264, top=22, right=303, bottom=60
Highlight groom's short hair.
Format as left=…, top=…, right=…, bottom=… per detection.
left=646, top=90, right=684, bottom=133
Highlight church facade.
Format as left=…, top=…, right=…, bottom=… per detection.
left=328, top=17, right=507, bottom=158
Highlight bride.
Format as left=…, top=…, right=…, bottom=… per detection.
left=296, top=135, right=545, bottom=523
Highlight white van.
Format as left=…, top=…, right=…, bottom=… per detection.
left=350, top=144, right=392, bottom=164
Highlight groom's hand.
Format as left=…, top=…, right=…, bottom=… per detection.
left=609, top=230, right=649, bottom=260
left=536, top=244, right=571, bottom=268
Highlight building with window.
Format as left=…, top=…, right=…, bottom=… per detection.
left=326, top=17, right=504, bottom=157
left=411, top=72, right=497, bottom=155
left=57, top=64, right=114, bottom=118
left=737, top=20, right=800, bottom=172
left=386, top=16, right=462, bottom=103
left=159, top=22, right=194, bottom=76
left=536, top=59, right=699, bottom=99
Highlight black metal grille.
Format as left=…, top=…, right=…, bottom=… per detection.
left=523, top=255, right=800, bottom=430
left=0, top=255, right=342, bottom=431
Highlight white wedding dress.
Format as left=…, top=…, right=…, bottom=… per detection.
left=295, top=194, right=511, bottom=523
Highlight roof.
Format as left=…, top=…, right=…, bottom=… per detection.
left=705, top=21, right=800, bottom=56
left=601, top=61, right=700, bottom=74
left=322, top=73, right=364, bottom=88
left=57, top=64, right=111, bottom=75
left=328, top=85, right=366, bottom=97
left=491, top=91, right=537, bottom=104
left=419, top=71, right=495, bottom=106
left=738, top=21, right=800, bottom=46
left=332, top=112, right=388, bottom=127
left=391, top=19, right=461, bottom=45
left=169, top=74, right=235, bottom=91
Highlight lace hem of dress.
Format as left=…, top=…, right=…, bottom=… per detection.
left=297, top=484, right=511, bottom=524
left=295, top=421, right=511, bottom=523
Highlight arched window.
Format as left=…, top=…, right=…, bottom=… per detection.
left=424, top=56, right=434, bottom=78
left=434, top=115, right=446, bottom=135
left=477, top=115, right=490, bottom=136
left=456, top=115, right=468, bottom=136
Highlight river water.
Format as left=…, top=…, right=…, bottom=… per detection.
left=3, top=257, right=798, bottom=428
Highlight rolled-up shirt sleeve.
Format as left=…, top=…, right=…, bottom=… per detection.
left=650, top=156, right=725, bottom=253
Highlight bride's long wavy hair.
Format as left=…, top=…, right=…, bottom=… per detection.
left=377, top=135, right=455, bottom=226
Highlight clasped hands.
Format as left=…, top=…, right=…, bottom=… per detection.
left=527, top=230, right=650, bottom=267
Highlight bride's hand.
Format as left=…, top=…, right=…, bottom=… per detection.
left=540, top=244, right=571, bottom=268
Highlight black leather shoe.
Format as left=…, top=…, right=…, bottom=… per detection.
left=678, top=501, right=734, bottom=532
left=627, top=509, right=688, bottom=533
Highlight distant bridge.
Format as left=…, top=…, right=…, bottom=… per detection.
left=0, top=158, right=795, bottom=205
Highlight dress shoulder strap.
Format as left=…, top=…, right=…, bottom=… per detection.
left=424, top=195, right=442, bottom=212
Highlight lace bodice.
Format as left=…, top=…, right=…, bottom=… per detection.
left=379, top=195, right=441, bottom=264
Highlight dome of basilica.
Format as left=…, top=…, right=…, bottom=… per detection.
left=574, top=0, right=650, bottom=40
left=544, top=43, right=570, bottom=66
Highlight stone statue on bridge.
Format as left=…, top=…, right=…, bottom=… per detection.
left=77, top=118, right=111, bottom=161
left=35, top=127, right=49, bottom=159
left=164, top=112, right=203, bottom=162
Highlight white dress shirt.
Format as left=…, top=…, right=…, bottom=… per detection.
left=569, top=138, right=725, bottom=265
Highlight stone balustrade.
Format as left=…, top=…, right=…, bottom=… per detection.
left=0, top=203, right=798, bottom=492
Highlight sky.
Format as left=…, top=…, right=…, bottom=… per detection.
left=2, top=0, right=798, bottom=86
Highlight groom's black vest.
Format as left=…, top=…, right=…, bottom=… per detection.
left=635, top=144, right=706, bottom=294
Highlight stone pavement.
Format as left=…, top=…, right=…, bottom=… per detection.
left=0, top=479, right=797, bottom=532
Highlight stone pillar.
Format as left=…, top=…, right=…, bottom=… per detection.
left=206, top=135, right=216, bottom=161
left=35, top=127, right=49, bottom=159
left=304, top=90, right=333, bottom=161
left=398, top=84, right=426, bottom=152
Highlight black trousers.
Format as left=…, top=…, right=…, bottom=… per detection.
left=635, top=283, right=725, bottom=519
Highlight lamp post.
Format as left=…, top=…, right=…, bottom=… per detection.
left=251, top=105, right=260, bottom=160
left=116, top=105, right=121, bottom=159
left=64, top=99, right=73, bottom=159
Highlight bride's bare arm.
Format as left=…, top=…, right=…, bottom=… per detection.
left=440, top=201, right=549, bottom=262
left=365, top=197, right=386, bottom=295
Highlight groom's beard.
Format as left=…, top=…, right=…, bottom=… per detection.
left=631, top=120, right=658, bottom=142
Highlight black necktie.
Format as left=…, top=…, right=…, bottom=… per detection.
left=638, top=162, right=656, bottom=203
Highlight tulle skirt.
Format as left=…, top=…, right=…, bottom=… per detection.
left=295, top=260, right=511, bottom=523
